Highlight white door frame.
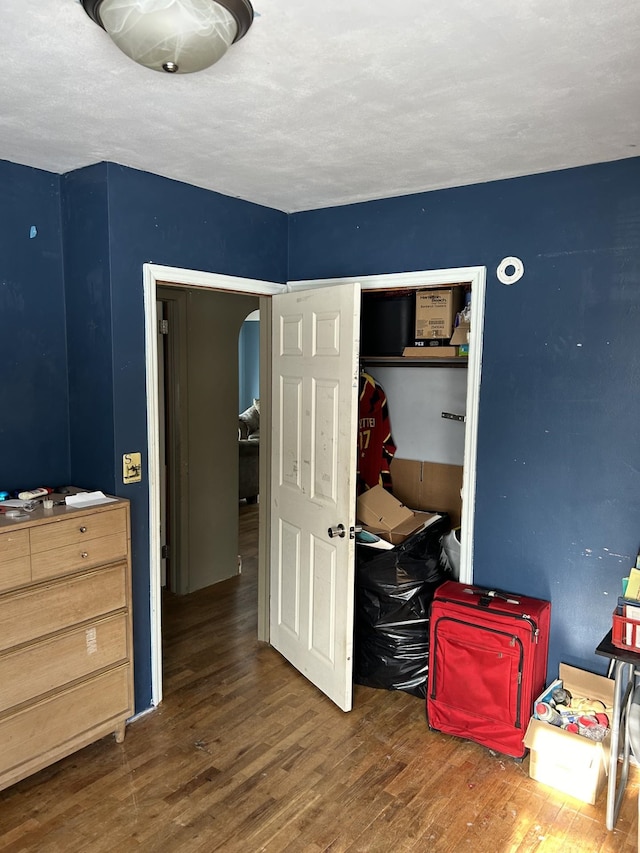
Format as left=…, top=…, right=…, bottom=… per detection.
left=143, top=262, right=485, bottom=708
left=143, top=263, right=285, bottom=707
left=288, top=265, right=486, bottom=588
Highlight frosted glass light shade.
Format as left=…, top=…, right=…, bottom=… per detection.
left=84, top=0, right=253, bottom=73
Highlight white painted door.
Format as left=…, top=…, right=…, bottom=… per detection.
left=270, top=283, right=361, bottom=712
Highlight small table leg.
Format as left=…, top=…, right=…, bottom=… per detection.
left=606, top=660, right=635, bottom=830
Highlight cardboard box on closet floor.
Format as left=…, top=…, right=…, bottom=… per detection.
left=356, top=458, right=463, bottom=545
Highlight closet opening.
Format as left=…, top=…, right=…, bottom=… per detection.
left=352, top=282, right=475, bottom=697
left=357, top=282, right=472, bottom=536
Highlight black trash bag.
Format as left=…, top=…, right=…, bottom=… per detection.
left=354, top=514, right=452, bottom=698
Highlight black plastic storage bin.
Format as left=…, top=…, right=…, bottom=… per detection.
left=354, top=514, right=452, bottom=698
left=360, top=291, right=414, bottom=357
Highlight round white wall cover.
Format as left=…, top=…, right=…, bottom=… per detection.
left=497, top=256, right=524, bottom=285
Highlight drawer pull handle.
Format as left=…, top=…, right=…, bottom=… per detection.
left=81, top=551, right=89, bottom=558
left=79, top=526, right=87, bottom=533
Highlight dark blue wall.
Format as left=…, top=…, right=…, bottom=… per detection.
left=0, top=162, right=69, bottom=493
left=2, top=153, right=638, bottom=712
left=102, top=164, right=287, bottom=710
left=62, top=164, right=116, bottom=493
left=289, top=157, right=640, bottom=680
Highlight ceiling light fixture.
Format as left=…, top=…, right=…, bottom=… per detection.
left=81, top=0, right=254, bottom=74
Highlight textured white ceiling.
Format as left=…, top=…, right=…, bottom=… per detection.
left=2, top=0, right=639, bottom=213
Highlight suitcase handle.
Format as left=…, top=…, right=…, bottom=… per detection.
left=462, top=587, right=520, bottom=606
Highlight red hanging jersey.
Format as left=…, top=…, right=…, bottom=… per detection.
left=357, top=371, right=396, bottom=494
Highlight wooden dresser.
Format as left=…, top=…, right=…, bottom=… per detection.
left=0, top=495, right=134, bottom=792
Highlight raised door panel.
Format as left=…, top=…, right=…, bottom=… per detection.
left=273, top=518, right=301, bottom=642
left=279, top=376, right=303, bottom=491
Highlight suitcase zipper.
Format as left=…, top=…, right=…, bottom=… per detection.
left=430, top=617, right=525, bottom=727
left=436, top=596, right=540, bottom=641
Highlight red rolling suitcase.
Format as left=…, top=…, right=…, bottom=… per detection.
left=427, top=580, right=551, bottom=758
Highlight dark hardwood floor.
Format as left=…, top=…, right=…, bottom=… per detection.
left=1, top=501, right=638, bottom=851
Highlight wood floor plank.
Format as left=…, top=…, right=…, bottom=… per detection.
left=0, top=502, right=638, bottom=852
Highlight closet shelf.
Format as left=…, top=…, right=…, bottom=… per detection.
left=360, top=356, right=468, bottom=368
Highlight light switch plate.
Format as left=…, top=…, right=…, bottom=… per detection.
left=123, top=452, right=142, bottom=484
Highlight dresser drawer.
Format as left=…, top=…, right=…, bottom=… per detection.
left=0, top=529, right=30, bottom=563
left=29, top=507, right=127, bottom=553
left=0, top=529, right=32, bottom=592
left=0, top=613, right=129, bottom=714
left=0, top=564, right=128, bottom=652
left=0, top=557, right=31, bottom=593
left=31, top=532, right=128, bottom=582
left=0, top=665, right=131, bottom=779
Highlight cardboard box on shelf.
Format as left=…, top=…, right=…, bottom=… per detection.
left=415, top=288, right=464, bottom=342
left=409, top=338, right=454, bottom=348
left=402, top=346, right=458, bottom=358
left=523, top=663, right=614, bottom=805
left=356, top=485, right=437, bottom=545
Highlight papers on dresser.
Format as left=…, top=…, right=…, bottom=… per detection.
left=65, top=491, right=117, bottom=509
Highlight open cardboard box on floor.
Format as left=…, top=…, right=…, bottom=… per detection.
left=356, top=458, right=463, bottom=544
left=356, top=486, right=437, bottom=545
left=523, top=663, right=614, bottom=805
